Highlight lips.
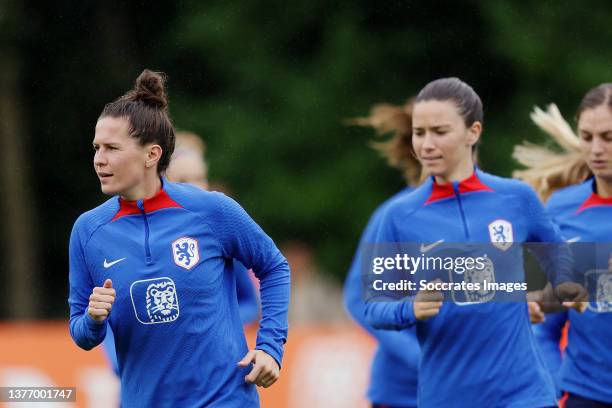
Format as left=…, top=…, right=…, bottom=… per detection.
left=97, top=172, right=113, bottom=178
left=421, top=157, right=442, bottom=164
left=590, top=160, right=608, bottom=169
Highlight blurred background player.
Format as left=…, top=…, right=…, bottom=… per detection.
left=514, top=83, right=612, bottom=408
left=102, top=130, right=260, bottom=376
left=166, top=131, right=209, bottom=189
left=343, top=99, right=421, bottom=408
left=363, top=77, right=584, bottom=408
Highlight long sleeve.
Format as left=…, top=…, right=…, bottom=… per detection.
left=344, top=206, right=420, bottom=365
left=362, top=206, right=417, bottom=330
left=213, top=194, right=290, bottom=367
left=68, top=218, right=108, bottom=350
left=234, top=259, right=260, bottom=325
left=523, top=185, right=575, bottom=287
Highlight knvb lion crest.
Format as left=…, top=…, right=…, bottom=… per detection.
left=464, top=256, right=496, bottom=303
left=130, top=277, right=180, bottom=325
left=488, top=219, right=513, bottom=251
left=589, top=273, right=612, bottom=313
left=172, top=236, right=200, bottom=270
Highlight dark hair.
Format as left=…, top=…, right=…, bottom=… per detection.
left=415, top=77, right=483, bottom=127
left=576, top=83, right=612, bottom=121
left=99, top=69, right=175, bottom=174
left=345, top=98, right=422, bottom=185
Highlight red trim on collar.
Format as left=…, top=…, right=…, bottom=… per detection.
left=425, top=172, right=494, bottom=205
left=112, top=189, right=183, bottom=220
left=577, top=193, right=612, bottom=213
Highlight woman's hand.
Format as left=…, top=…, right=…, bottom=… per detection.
left=238, top=349, right=280, bottom=388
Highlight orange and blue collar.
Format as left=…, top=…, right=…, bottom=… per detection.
left=112, top=179, right=182, bottom=220
left=577, top=179, right=612, bottom=212
left=425, top=170, right=494, bottom=205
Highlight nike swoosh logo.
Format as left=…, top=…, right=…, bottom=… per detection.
left=420, top=239, right=445, bottom=253
left=566, top=236, right=581, bottom=243
left=104, top=257, right=126, bottom=268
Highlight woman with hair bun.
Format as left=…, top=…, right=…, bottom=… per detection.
left=68, top=70, right=290, bottom=407
left=343, top=98, right=421, bottom=408
left=515, top=83, right=612, bottom=408
left=364, top=77, right=585, bottom=408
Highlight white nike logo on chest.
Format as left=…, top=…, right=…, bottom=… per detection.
left=104, top=257, right=127, bottom=268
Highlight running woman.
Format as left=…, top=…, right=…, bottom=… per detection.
left=343, top=99, right=421, bottom=408
left=516, top=83, right=612, bottom=408
left=68, top=70, right=290, bottom=407
left=101, top=130, right=260, bottom=377
left=364, top=77, right=584, bottom=408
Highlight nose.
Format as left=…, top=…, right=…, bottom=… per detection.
left=421, top=132, right=436, bottom=151
left=591, top=136, right=606, bottom=155
left=94, top=149, right=107, bottom=169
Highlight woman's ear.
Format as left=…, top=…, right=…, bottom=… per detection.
left=145, top=144, right=163, bottom=168
left=467, top=121, right=482, bottom=147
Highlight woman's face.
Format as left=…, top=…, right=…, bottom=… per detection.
left=412, top=100, right=480, bottom=181
left=578, top=104, right=612, bottom=182
left=93, top=116, right=149, bottom=199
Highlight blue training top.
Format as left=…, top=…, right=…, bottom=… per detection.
left=68, top=179, right=290, bottom=408
left=101, top=258, right=260, bottom=376
left=364, top=169, right=562, bottom=408
left=535, top=178, right=612, bottom=403
left=344, top=187, right=419, bottom=408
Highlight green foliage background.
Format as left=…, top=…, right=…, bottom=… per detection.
left=1, top=0, right=610, bottom=317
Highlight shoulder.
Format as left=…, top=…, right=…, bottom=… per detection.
left=479, top=171, right=538, bottom=198
left=479, top=171, right=545, bottom=209
left=72, top=196, right=120, bottom=243
left=547, top=180, right=592, bottom=214
left=163, top=180, right=230, bottom=213
left=163, top=180, right=247, bottom=229
left=383, top=181, right=432, bottom=219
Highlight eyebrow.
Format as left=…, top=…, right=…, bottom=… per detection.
left=579, top=129, right=612, bottom=136
left=413, top=125, right=452, bottom=130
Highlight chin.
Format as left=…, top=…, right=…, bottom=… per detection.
left=423, top=165, right=445, bottom=178
left=100, top=184, right=120, bottom=196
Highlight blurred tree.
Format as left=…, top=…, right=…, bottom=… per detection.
left=3, top=0, right=611, bottom=317
left=0, top=0, right=39, bottom=318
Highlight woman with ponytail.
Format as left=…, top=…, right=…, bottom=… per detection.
left=67, top=70, right=290, bottom=407
left=363, top=77, right=586, bottom=408
left=343, top=99, right=421, bottom=408
left=515, top=84, right=612, bottom=408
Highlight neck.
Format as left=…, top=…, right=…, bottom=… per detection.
left=435, top=159, right=474, bottom=184
left=122, top=173, right=162, bottom=201
left=595, top=176, right=612, bottom=198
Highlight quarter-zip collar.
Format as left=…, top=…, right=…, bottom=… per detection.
left=577, top=178, right=612, bottom=212
left=425, top=168, right=494, bottom=205
left=112, top=178, right=182, bottom=221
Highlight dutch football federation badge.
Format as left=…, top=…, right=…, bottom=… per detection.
left=463, top=256, right=496, bottom=304
left=130, top=277, right=180, bottom=324
left=587, top=271, right=612, bottom=313
left=488, top=219, right=513, bottom=251
left=172, top=236, right=200, bottom=270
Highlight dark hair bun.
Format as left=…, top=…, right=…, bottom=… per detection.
left=125, top=69, right=168, bottom=110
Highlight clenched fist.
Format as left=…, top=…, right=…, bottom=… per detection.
left=88, top=279, right=116, bottom=322
left=413, top=279, right=444, bottom=321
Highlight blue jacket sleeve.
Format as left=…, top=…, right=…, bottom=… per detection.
left=532, top=311, right=568, bottom=397
left=344, top=207, right=419, bottom=365
left=212, top=194, right=290, bottom=367
left=68, top=218, right=108, bottom=350
left=362, top=206, right=417, bottom=330
left=523, top=185, right=574, bottom=286
left=234, top=259, right=260, bottom=325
